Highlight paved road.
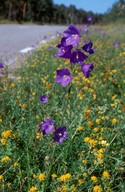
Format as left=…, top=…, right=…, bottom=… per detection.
left=0, top=24, right=66, bottom=66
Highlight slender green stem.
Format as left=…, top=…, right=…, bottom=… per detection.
left=43, top=143, right=56, bottom=192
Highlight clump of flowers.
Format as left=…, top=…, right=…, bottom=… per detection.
left=59, top=173, right=72, bottom=182
left=39, top=118, right=67, bottom=144
left=55, top=23, right=94, bottom=84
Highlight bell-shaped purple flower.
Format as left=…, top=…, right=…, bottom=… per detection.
left=81, top=63, right=94, bottom=78
left=84, top=24, right=88, bottom=33
left=40, top=95, right=48, bottom=103
left=82, top=41, right=94, bottom=54
left=63, top=24, right=81, bottom=47
left=55, top=46, right=72, bottom=59
left=40, top=118, right=54, bottom=135
left=113, top=42, right=120, bottom=47
left=70, top=50, right=88, bottom=64
left=54, top=68, right=73, bottom=87
left=54, top=126, right=67, bottom=144
left=0, top=63, right=4, bottom=68
left=55, top=37, right=72, bottom=59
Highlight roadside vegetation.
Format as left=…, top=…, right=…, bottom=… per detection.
left=0, top=22, right=125, bottom=192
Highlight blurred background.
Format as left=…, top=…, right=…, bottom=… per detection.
left=0, top=0, right=125, bottom=24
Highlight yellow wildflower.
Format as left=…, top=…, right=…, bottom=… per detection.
left=101, top=116, right=106, bottom=120
left=82, top=160, right=87, bottom=164
left=33, top=174, right=38, bottom=179
left=93, top=185, right=102, bottom=192
left=96, top=119, right=101, bottom=124
left=51, top=173, right=57, bottom=178
left=60, top=173, right=71, bottom=182
left=1, top=138, right=7, bottom=145
left=93, top=94, right=97, bottom=100
left=28, top=186, right=38, bottom=192
left=112, top=118, right=118, bottom=124
left=22, top=103, right=28, bottom=108
left=99, top=136, right=103, bottom=141
left=36, top=132, right=41, bottom=140
left=1, top=156, right=11, bottom=162
left=102, top=171, right=110, bottom=179
left=91, top=176, right=98, bottom=182
left=112, top=95, right=117, bottom=100
left=93, top=127, right=99, bottom=132
left=45, top=82, right=52, bottom=89
left=32, top=92, right=36, bottom=96
left=88, top=121, right=93, bottom=126
left=89, top=139, right=97, bottom=147
left=96, top=153, right=104, bottom=160
left=77, top=126, right=84, bottom=131
left=98, top=148, right=104, bottom=153
left=84, top=137, right=90, bottom=142
left=78, top=179, right=84, bottom=185
left=13, top=162, right=19, bottom=167
left=2, top=130, right=12, bottom=139
left=84, top=109, right=91, bottom=118
left=0, top=175, right=3, bottom=180
left=61, top=185, right=68, bottom=191
left=38, top=173, right=45, bottom=181
left=0, top=119, right=2, bottom=123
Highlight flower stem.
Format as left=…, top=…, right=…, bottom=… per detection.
left=43, top=143, right=56, bottom=192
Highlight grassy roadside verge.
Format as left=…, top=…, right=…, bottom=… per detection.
left=0, top=24, right=125, bottom=192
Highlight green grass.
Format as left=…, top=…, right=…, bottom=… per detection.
left=0, top=24, right=125, bottom=192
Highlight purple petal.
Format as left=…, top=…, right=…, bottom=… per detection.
left=81, top=63, right=94, bottom=78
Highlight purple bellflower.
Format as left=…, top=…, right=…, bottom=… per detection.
left=0, top=63, right=4, bottom=68
left=63, top=24, right=81, bottom=47
left=113, top=42, right=120, bottom=47
left=81, top=63, right=94, bottom=78
left=40, top=118, right=54, bottom=135
left=55, top=37, right=72, bottom=59
left=55, top=68, right=73, bottom=87
left=82, top=41, right=94, bottom=54
left=54, top=126, right=67, bottom=144
left=70, top=50, right=88, bottom=64
left=84, top=24, right=88, bottom=33
left=40, top=95, right=48, bottom=103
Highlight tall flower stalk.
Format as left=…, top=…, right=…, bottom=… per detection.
left=39, top=23, right=95, bottom=191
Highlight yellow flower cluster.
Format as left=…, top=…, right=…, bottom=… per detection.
left=91, top=176, right=98, bottom=182
left=28, top=186, right=38, bottom=192
left=1, top=156, right=11, bottom=162
left=93, top=185, right=102, bottom=192
left=59, top=173, right=71, bottom=182
left=61, top=185, right=68, bottom=191
left=38, top=173, right=45, bottom=181
left=84, top=137, right=97, bottom=147
left=2, top=130, right=12, bottom=139
left=102, top=171, right=110, bottom=179
left=112, top=118, right=118, bottom=124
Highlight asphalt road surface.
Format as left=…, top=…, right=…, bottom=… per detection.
left=0, top=24, right=66, bottom=66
